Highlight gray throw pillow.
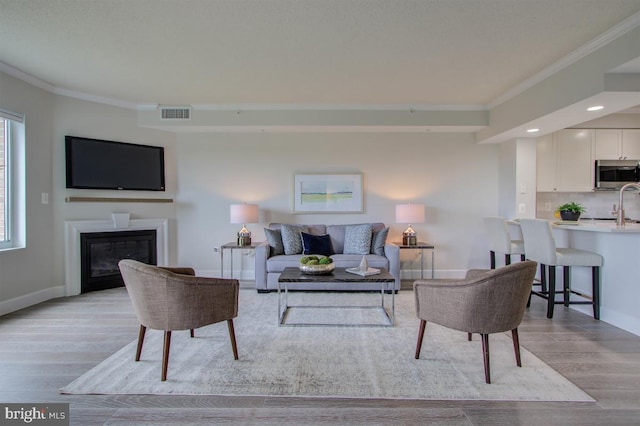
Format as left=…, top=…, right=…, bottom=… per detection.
left=343, top=224, right=373, bottom=255
left=280, top=224, right=308, bottom=255
left=264, top=228, right=284, bottom=256
left=370, top=227, right=389, bottom=256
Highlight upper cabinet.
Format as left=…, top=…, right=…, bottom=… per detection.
left=594, top=129, right=640, bottom=160
left=536, top=129, right=594, bottom=192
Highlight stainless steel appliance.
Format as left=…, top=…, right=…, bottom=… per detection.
left=594, top=159, right=640, bottom=190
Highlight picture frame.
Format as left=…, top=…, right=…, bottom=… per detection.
left=293, top=173, right=364, bottom=214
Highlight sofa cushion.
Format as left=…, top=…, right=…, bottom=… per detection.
left=326, top=225, right=347, bottom=254
left=301, top=232, right=334, bottom=256
left=280, top=224, right=309, bottom=255
left=264, top=228, right=285, bottom=256
left=266, top=254, right=305, bottom=273
left=343, top=224, right=373, bottom=255
left=370, top=227, right=389, bottom=256
left=331, top=254, right=389, bottom=269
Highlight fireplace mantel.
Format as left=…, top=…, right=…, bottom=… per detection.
left=65, top=218, right=169, bottom=296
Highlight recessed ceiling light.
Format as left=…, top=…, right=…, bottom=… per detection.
left=526, top=128, right=540, bottom=133
left=587, top=105, right=604, bottom=111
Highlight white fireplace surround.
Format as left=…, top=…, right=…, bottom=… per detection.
left=65, top=218, right=169, bottom=296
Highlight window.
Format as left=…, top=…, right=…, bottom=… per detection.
left=0, top=118, right=7, bottom=242
left=0, top=108, right=25, bottom=250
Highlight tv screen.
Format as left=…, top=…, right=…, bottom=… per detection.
left=65, top=136, right=165, bottom=191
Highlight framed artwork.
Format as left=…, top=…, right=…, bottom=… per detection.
left=293, top=173, right=364, bottom=214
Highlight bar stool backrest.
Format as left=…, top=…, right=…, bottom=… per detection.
left=483, top=216, right=512, bottom=254
left=519, top=219, right=557, bottom=265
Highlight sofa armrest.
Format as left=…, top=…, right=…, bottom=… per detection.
left=254, top=240, right=270, bottom=291
left=384, top=242, right=401, bottom=290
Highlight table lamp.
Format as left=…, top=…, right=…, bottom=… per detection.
left=230, top=203, right=259, bottom=246
left=395, top=203, right=425, bottom=245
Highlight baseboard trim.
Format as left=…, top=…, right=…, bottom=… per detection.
left=0, top=286, right=66, bottom=316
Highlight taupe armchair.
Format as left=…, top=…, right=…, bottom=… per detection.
left=118, top=259, right=240, bottom=381
left=414, top=261, right=537, bottom=384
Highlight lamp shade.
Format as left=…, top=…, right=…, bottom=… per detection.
left=395, top=204, right=425, bottom=224
left=230, top=204, right=259, bottom=224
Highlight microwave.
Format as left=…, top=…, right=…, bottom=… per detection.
left=594, top=159, right=640, bottom=190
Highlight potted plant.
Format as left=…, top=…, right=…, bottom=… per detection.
left=555, top=201, right=586, bottom=221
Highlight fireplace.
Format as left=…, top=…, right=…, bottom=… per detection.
left=80, top=230, right=157, bottom=293
left=65, top=218, right=168, bottom=296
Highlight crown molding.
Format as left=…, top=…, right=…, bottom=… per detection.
left=489, top=11, right=640, bottom=109
left=0, top=61, right=56, bottom=93
left=3, top=11, right=638, bottom=114
left=189, top=103, right=488, bottom=112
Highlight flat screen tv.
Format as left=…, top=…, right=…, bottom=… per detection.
left=65, top=136, right=165, bottom=191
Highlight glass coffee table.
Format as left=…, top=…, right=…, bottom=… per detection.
left=277, top=267, right=396, bottom=327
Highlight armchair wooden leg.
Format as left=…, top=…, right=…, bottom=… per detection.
left=468, top=333, right=472, bottom=341
left=490, top=251, right=496, bottom=269
left=135, top=325, right=146, bottom=361
left=190, top=329, right=195, bottom=338
left=161, top=330, right=171, bottom=381
left=227, top=319, right=239, bottom=360
left=415, top=320, right=427, bottom=359
left=481, top=333, right=491, bottom=384
left=512, top=328, right=522, bottom=367
left=505, top=254, right=511, bottom=266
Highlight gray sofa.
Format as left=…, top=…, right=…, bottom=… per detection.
left=255, top=222, right=400, bottom=292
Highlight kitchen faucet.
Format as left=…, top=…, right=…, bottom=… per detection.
left=616, top=182, right=640, bottom=227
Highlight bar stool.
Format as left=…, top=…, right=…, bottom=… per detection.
left=519, top=219, right=603, bottom=319
left=483, top=216, right=525, bottom=269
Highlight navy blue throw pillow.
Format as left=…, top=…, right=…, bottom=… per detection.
left=301, top=232, right=335, bottom=256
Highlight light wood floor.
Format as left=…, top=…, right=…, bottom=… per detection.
left=1, top=285, right=639, bottom=426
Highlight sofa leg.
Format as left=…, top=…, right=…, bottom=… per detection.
left=256, top=289, right=272, bottom=294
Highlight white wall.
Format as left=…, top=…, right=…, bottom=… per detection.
left=51, top=96, right=179, bottom=288
left=0, top=71, right=179, bottom=313
left=0, top=72, right=56, bottom=307
left=0, top=70, right=507, bottom=312
left=175, top=132, right=501, bottom=278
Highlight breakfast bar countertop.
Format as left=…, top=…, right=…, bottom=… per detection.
left=508, top=218, right=640, bottom=337
left=509, top=219, right=640, bottom=233
left=552, top=220, right=640, bottom=233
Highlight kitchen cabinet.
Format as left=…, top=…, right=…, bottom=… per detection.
left=594, top=129, right=640, bottom=159
left=622, top=129, right=640, bottom=159
left=536, top=129, right=593, bottom=192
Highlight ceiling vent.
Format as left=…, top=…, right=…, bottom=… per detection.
left=160, top=106, right=191, bottom=120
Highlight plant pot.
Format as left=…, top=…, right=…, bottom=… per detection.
left=560, top=211, right=581, bottom=221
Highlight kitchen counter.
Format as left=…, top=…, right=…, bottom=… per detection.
left=509, top=219, right=640, bottom=336
left=551, top=220, right=640, bottom=233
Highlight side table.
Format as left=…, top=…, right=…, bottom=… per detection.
left=393, top=242, right=435, bottom=279
left=220, top=242, right=261, bottom=278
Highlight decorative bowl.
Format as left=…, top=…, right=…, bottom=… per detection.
left=298, top=262, right=335, bottom=275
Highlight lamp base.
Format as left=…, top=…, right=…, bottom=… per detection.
left=402, top=235, right=417, bottom=246
left=237, top=236, right=252, bottom=246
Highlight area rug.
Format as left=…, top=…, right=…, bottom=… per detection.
left=61, top=290, right=594, bottom=402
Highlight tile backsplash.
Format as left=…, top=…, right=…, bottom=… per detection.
left=536, top=191, right=640, bottom=220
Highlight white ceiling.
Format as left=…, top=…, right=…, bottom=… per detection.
left=1, top=0, right=639, bottom=139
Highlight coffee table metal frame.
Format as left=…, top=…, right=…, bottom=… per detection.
left=277, top=267, right=396, bottom=327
